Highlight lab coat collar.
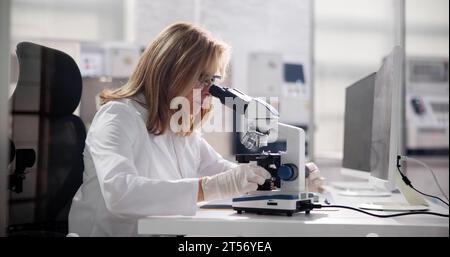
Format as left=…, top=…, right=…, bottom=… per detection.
left=129, top=92, right=148, bottom=123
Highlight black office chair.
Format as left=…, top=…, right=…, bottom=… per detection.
left=9, top=42, right=86, bottom=236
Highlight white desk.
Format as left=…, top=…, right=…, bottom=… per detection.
left=138, top=187, right=448, bottom=237
left=138, top=158, right=449, bottom=237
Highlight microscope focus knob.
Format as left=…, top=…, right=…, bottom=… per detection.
left=278, top=164, right=298, bottom=181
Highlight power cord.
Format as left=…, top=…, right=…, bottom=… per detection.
left=399, top=155, right=449, bottom=202
left=304, top=203, right=449, bottom=218
left=396, top=155, right=449, bottom=206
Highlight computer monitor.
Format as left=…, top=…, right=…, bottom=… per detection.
left=341, top=73, right=376, bottom=180
left=336, top=72, right=390, bottom=195
left=368, top=46, right=403, bottom=192
left=340, top=47, right=403, bottom=191
left=338, top=46, right=428, bottom=210
left=361, top=46, right=428, bottom=211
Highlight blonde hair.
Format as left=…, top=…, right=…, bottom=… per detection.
left=99, top=22, right=230, bottom=135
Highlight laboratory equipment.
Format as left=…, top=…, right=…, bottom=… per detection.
left=248, top=53, right=283, bottom=97
left=209, top=85, right=315, bottom=216
left=78, top=42, right=141, bottom=127
left=80, top=42, right=141, bottom=78
left=246, top=52, right=312, bottom=158
left=405, top=57, right=449, bottom=155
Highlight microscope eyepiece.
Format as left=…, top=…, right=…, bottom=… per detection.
left=208, top=84, right=225, bottom=99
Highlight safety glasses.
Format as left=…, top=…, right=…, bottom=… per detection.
left=195, top=74, right=222, bottom=90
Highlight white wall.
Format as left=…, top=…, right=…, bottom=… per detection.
left=406, top=0, right=449, bottom=57
left=11, top=0, right=125, bottom=42
left=130, top=0, right=196, bottom=45
left=313, top=0, right=449, bottom=158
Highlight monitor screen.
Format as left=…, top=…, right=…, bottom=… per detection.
left=342, top=73, right=376, bottom=174
left=284, top=63, right=305, bottom=84
left=369, top=46, right=404, bottom=191
left=340, top=46, right=404, bottom=193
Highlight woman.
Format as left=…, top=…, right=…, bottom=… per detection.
left=68, top=22, right=271, bottom=236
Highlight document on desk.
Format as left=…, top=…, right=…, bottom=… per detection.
left=199, top=198, right=233, bottom=209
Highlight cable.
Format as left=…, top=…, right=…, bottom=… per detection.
left=397, top=166, right=449, bottom=206
left=306, top=203, right=449, bottom=218
left=396, top=156, right=449, bottom=206
left=400, top=155, right=449, bottom=202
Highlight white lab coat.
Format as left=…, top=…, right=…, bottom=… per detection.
left=68, top=94, right=237, bottom=236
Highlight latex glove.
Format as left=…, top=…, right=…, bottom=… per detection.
left=306, top=162, right=325, bottom=193
left=202, top=164, right=272, bottom=201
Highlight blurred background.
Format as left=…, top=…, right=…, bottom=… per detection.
left=0, top=0, right=448, bottom=236
left=6, top=0, right=448, bottom=158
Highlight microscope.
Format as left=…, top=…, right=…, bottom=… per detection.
left=209, top=85, right=315, bottom=216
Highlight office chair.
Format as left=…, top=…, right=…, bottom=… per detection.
left=9, top=42, right=86, bottom=236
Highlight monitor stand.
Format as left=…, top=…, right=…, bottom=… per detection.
left=331, top=181, right=374, bottom=191
left=358, top=172, right=429, bottom=211
left=338, top=189, right=391, bottom=197
left=359, top=202, right=428, bottom=211
left=333, top=168, right=391, bottom=197
left=331, top=181, right=391, bottom=197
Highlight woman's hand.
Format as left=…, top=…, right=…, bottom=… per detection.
left=200, top=164, right=271, bottom=202
left=306, top=162, right=325, bottom=193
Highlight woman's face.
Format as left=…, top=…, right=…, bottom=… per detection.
left=186, top=74, right=219, bottom=115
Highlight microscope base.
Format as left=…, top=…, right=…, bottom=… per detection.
left=232, top=192, right=315, bottom=216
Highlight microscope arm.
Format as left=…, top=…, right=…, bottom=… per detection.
left=278, top=123, right=306, bottom=193
left=209, top=85, right=307, bottom=193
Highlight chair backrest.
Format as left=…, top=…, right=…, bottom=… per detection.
left=10, top=42, right=86, bottom=234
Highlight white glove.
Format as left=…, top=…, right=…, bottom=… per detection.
left=306, top=162, right=325, bottom=193
left=201, top=164, right=272, bottom=201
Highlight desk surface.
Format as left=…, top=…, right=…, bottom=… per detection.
left=138, top=187, right=448, bottom=237
left=138, top=158, right=449, bottom=237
